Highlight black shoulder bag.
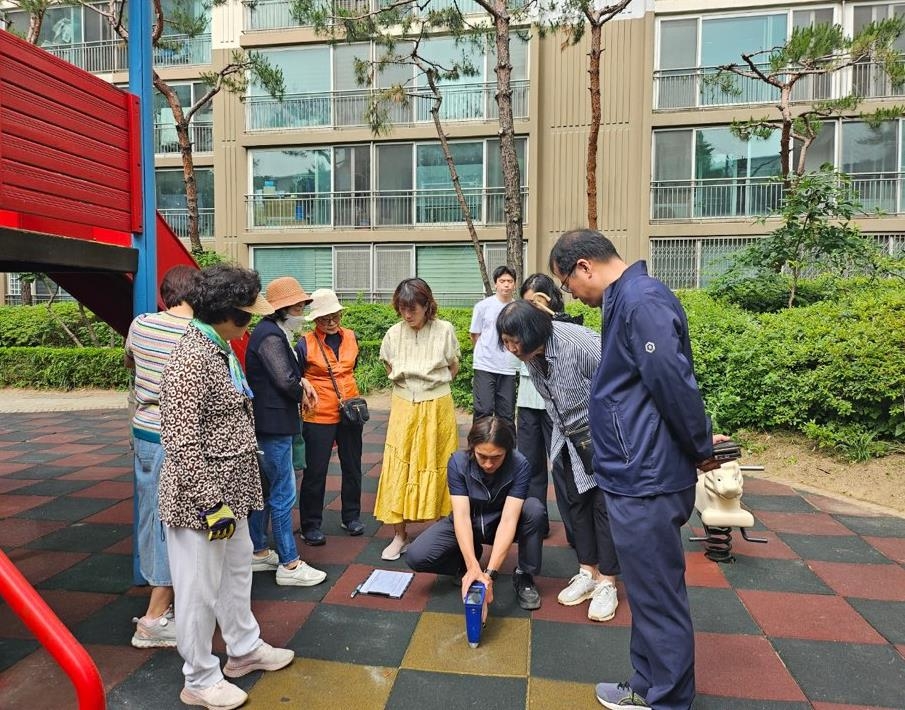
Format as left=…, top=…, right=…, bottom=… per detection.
left=314, top=336, right=370, bottom=425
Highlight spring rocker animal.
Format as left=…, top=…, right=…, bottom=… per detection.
left=689, top=457, right=767, bottom=562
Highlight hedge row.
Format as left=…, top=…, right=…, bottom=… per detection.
left=3, top=281, right=903, bottom=458
left=0, top=303, right=122, bottom=348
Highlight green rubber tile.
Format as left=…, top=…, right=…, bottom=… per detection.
left=531, top=619, right=632, bottom=683
left=28, top=523, right=132, bottom=553
left=14, top=496, right=116, bottom=522
left=689, top=587, right=761, bottom=635
left=720, top=557, right=833, bottom=595
left=387, top=669, right=527, bottom=710
left=38, top=552, right=133, bottom=594
left=777, top=533, right=893, bottom=564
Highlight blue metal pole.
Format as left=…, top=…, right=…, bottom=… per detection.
left=129, top=0, right=157, bottom=586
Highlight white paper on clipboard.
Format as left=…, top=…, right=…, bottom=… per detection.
left=358, top=569, right=415, bottom=598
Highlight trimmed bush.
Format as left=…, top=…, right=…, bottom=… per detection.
left=0, top=347, right=130, bottom=389
left=0, top=304, right=122, bottom=348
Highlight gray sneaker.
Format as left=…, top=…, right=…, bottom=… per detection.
left=131, top=608, right=177, bottom=648
left=595, top=682, right=649, bottom=709
left=588, top=582, right=618, bottom=622
left=251, top=549, right=279, bottom=572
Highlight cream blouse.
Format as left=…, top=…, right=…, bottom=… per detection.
left=380, top=319, right=460, bottom=402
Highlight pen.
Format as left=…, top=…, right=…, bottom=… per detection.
left=350, top=585, right=362, bottom=599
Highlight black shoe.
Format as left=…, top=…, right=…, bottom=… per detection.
left=512, top=570, right=541, bottom=610
left=301, top=529, right=326, bottom=546
left=341, top=520, right=365, bottom=536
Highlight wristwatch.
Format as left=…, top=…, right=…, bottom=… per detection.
left=484, top=568, right=499, bottom=581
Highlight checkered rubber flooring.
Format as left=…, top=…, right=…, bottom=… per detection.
left=2, top=407, right=905, bottom=709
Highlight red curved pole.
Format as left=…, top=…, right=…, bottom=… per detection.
left=0, top=550, right=105, bottom=709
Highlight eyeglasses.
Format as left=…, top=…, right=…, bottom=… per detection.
left=558, top=264, right=577, bottom=294
left=315, top=313, right=342, bottom=324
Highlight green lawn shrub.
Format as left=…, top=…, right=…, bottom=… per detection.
left=0, top=347, right=130, bottom=389
left=0, top=304, right=123, bottom=348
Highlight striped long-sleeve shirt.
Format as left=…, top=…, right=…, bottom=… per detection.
left=126, top=311, right=192, bottom=442
left=525, top=321, right=600, bottom=494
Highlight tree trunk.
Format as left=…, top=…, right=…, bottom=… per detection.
left=492, top=1, right=524, bottom=286
left=779, top=86, right=793, bottom=188
left=586, top=23, right=603, bottom=230
left=20, top=279, right=33, bottom=306
left=40, top=276, right=83, bottom=347
left=425, top=72, right=492, bottom=295
left=26, top=10, right=44, bottom=44
left=153, top=75, right=203, bottom=253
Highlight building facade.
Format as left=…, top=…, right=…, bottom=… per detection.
left=3, top=0, right=903, bottom=303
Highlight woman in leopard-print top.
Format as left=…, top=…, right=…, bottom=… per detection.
left=158, top=265, right=296, bottom=708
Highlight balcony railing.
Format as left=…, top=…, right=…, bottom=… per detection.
left=43, top=34, right=211, bottom=73
left=245, top=80, right=529, bottom=130
left=245, top=187, right=527, bottom=229
left=160, top=208, right=215, bottom=240
left=652, top=173, right=905, bottom=221
left=654, top=65, right=831, bottom=110
left=243, top=0, right=484, bottom=30
left=851, top=60, right=905, bottom=100
left=154, top=122, right=213, bottom=155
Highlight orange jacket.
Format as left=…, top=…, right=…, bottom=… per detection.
left=302, top=327, right=360, bottom=424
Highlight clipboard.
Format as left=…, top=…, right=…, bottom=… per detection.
left=351, top=569, right=415, bottom=599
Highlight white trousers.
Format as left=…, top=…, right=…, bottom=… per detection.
left=166, top=518, right=261, bottom=689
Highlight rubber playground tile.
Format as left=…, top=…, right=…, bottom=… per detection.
left=694, top=699, right=811, bottom=710
left=294, top=532, right=369, bottom=566
left=4, top=464, right=83, bottom=480
left=801, top=493, right=883, bottom=517
left=4, top=450, right=72, bottom=465
left=684, top=551, right=732, bottom=588
left=68, top=595, right=148, bottom=646
left=530, top=619, right=633, bottom=684
left=0, top=517, right=67, bottom=548
left=324, top=563, right=435, bottom=613
left=808, top=561, right=905, bottom=601
left=695, top=632, right=807, bottom=702
left=27, top=523, right=132, bottom=553
left=68, top=480, right=134, bottom=499
left=287, top=603, right=419, bottom=667
left=45, top=452, right=120, bottom=468
left=720, top=529, right=799, bottom=560
left=387, top=669, right=527, bottom=710
left=833, top=515, right=905, bottom=538
left=860, top=537, right=905, bottom=567
left=0, top=462, right=35, bottom=476
left=846, top=599, right=905, bottom=645
left=811, top=703, right=905, bottom=710
left=104, top=647, right=189, bottom=710
left=224, top=599, right=316, bottom=651
left=737, top=590, right=886, bottom=644
left=13, top=495, right=117, bottom=523
left=777, top=532, right=893, bottom=564
left=58, top=466, right=131, bottom=483
left=0, top=494, right=54, bottom=517
left=0, top=478, right=32, bottom=495
left=401, top=611, right=529, bottom=677
left=720, top=556, right=833, bottom=595
left=752, top=511, right=854, bottom=536
left=6, top=548, right=88, bottom=586
left=80, top=499, right=133, bottom=524
left=0, top=638, right=39, bottom=673
left=8, top=479, right=96, bottom=497
left=772, top=638, right=905, bottom=707
left=740, top=477, right=798, bottom=496
left=0, top=589, right=117, bottom=640
left=249, top=657, right=397, bottom=710
left=326, top=490, right=376, bottom=516
left=248, top=564, right=344, bottom=602
left=688, top=587, right=761, bottom=636
left=529, top=576, right=631, bottom=627
left=38, top=552, right=133, bottom=594
left=527, top=677, right=600, bottom=710
left=531, top=543, right=581, bottom=579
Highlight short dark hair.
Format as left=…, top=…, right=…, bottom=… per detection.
left=492, top=265, right=516, bottom=283
left=467, top=416, right=516, bottom=456
left=495, top=300, right=552, bottom=354
left=519, top=273, right=564, bottom=312
left=392, top=278, right=438, bottom=321
left=159, top=265, right=198, bottom=309
left=549, top=229, right=621, bottom=277
left=190, top=264, right=263, bottom=325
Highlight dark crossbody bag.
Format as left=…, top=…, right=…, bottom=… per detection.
left=314, top=336, right=370, bottom=425
left=535, top=369, right=594, bottom=474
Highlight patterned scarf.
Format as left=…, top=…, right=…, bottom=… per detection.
left=193, top=320, right=254, bottom=398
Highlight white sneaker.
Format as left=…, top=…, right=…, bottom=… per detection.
left=588, top=582, right=618, bottom=622
left=557, top=569, right=599, bottom=606
left=251, top=549, right=279, bottom=572
left=381, top=535, right=409, bottom=561
left=223, top=641, right=294, bottom=678
left=275, top=561, right=327, bottom=587
left=179, top=679, right=247, bottom=710
left=130, top=608, right=177, bottom=648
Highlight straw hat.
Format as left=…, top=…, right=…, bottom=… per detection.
left=236, top=292, right=275, bottom=315
left=265, top=277, right=313, bottom=311
left=306, top=289, right=345, bottom=321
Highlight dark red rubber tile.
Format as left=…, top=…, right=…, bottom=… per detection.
left=52, top=453, right=120, bottom=468
left=738, top=590, right=887, bottom=643
left=754, top=511, right=854, bottom=536
left=0, top=494, right=53, bottom=517
left=0, top=478, right=33, bottom=494
left=809, top=561, right=905, bottom=601
left=812, top=704, right=903, bottom=710
left=298, top=534, right=369, bottom=566
left=26, top=433, right=92, bottom=444
left=323, top=563, right=434, bottom=612
left=0, top=589, right=117, bottom=638
left=864, top=536, right=905, bottom=565
left=0, top=518, right=67, bottom=547
left=6, top=548, right=88, bottom=585
left=729, top=530, right=800, bottom=559
left=741, top=477, right=798, bottom=496
left=0, top=462, right=33, bottom=475
left=58, top=466, right=131, bottom=482
left=69, top=481, right=133, bottom=499
left=802, top=494, right=881, bottom=517
left=37, top=443, right=106, bottom=456
left=213, top=600, right=316, bottom=653
left=327, top=491, right=376, bottom=515
left=684, top=551, right=731, bottom=588
left=695, top=632, right=807, bottom=701
left=82, top=499, right=133, bottom=524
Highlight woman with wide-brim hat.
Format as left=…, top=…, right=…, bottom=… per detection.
left=245, top=276, right=327, bottom=587
left=296, top=289, right=365, bottom=545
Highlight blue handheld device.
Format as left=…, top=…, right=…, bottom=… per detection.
left=464, top=582, right=486, bottom=648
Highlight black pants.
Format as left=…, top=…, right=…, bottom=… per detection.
left=299, top=420, right=363, bottom=531
left=560, top=454, right=619, bottom=575
left=472, top=370, right=516, bottom=422
left=405, top=497, right=546, bottom=576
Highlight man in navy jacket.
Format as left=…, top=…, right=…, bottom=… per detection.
left=549, top=229, right=724, bottom=710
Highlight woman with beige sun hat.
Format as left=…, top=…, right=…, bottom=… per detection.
left=295, top=288, right=366, bottom=545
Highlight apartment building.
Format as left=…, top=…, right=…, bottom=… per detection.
left=3, top=0, right=903, bottom=303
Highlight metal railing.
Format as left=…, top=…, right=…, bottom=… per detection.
left=245, top=187, right=527, bottom=229
left=245, top=81, right=529, bottom=130
left=243, top=0, right=485, bottom=30
left=851, top=60, right=905, bottom=99
left=43, top=34, right=211, bottom=73
left=650, top=236, right=758, bottom=289
left=154, top=122, right=213, bottom=154
left=160, top=208, right=215, bottom=239
left=652, top=173, right=905, bottom=221
left=654, top=65, right=831, bottom=110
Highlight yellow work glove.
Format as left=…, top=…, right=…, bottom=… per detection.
left=200, top=502, right=236, bottom=541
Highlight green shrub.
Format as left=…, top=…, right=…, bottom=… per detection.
left=707, top=273, right=840, bottom=312
left=0, top=304, right=123, bottom=348
left=0, top=347, right=130, bottom=389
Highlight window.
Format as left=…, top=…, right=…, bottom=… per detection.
left=153, top=82, right=213, bottom=153
left=251, top=47, right=331, bottom=128
left=250, top=149, right=332, bottom=227
left=252, top=247, right=333, bottom=293
left=842, top=119, right=901, bottom=212
left=156, top=168, right=214, bottom=238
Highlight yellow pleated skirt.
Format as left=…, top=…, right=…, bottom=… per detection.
left=374, top=393, right=457, bottom=524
